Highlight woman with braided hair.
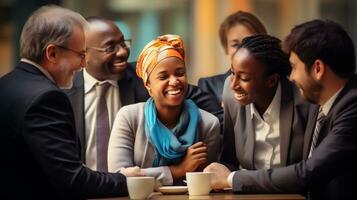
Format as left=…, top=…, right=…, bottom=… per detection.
left=215, top=34, right=313, bottom=175
left=107, top=34, right=220, bottom=186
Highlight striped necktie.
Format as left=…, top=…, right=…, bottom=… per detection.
left=308, top=109, right=327, bottom=158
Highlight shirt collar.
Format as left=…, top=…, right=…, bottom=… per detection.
left=83, top=68, right=118, bottom=94
left=250, top=82, right=282, bottom=120
left=320, top=87, right=343, bottom=116
left=20, top=58, right=55, bottom=83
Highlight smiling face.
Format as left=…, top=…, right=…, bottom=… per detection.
left=86, top=20, right=130, bottom=81
left=53, top=25, right=86, bottom=89
left=230, top=48, right=276, bottom=107
left=145, top=57, right=187, bottom=110
left=289, top=51, right=322, bottom=104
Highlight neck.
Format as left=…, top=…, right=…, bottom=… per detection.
left=85, top=66, right=123, bottom=81
left=319, top=74, right=348, bottom=106
left=255, top=84, right=278, bottom=116
left=156, top=104, right=182, bottom=129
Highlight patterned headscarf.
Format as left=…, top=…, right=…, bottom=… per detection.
left=136, top=34, right=185, bottom=85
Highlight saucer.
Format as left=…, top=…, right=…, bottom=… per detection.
left=159, top=186, right=188, bottom=194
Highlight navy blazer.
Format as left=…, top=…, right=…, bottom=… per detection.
left=198, top=70, right=231, bottom=105
left=66, top=62, right=223, bottom=162
left=231, top=75, right=357, bottom=200
left=221, top=77, right=311, bottom=170
left=0, top=62, right=128, bottom=199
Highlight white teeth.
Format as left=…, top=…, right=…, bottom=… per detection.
left=167, top=89, right=181, bottom=95
left=235, top=93, right=247, bottom=97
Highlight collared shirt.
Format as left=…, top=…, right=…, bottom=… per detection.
left=83, top=68, right=121, bottom=170
left=228, top=83, right=282, bottom=187
left=250, top=83, right=281, bottom=169
left=321, top=88, right=343, bottom=116
left=21, top=58, right=55, bottom=83
left=228, top=84, right=345, bottom=188
left=307, top=87, right=343, bottom=157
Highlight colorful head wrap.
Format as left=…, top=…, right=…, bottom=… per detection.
left=136, top=34, right=185, bottom=85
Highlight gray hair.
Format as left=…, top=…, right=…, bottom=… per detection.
left=20, top=5, right=87, bottom=63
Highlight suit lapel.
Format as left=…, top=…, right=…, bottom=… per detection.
left=241, top=106, right=255, bottom=169
left=119, top=70, right=135, bottom=106
left=279, top=80, right=294, bottom=166
left=303, top=106, right=319, bottom=159
left=66, top=71, right=86, bottom=161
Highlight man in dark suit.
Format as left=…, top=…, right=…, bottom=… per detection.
left=66, top=17, right=222, bottom=170
left=204, top=20, right=357, bottom=200
left=0, top=6, right=137, bottom=200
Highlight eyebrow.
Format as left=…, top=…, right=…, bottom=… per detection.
left=155, top=70, right=168, bottom=76
left=228, top=39, right=240, bottom=43
left=230, top=65, right=249, bottom=74
left=102, top=35, right=124, bottom=46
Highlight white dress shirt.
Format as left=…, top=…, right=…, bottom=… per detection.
left=83, top=69, right=121, bottom=170
left=228, top=83, right=282, bottom=186
left=320, top=88, right=342, bottom=116
left=228, top=84, right=344, bottom=187
left=251, top=83, right=281, bottom=169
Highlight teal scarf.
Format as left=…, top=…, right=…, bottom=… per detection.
left=144, top=98, right=201, bottom=167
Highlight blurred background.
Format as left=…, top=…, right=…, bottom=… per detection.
left=1, top=0, right=356, bottom=84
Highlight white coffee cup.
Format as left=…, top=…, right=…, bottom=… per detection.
left=126, top=176, right=155, bottom=199
left=186, top=172, right=213, bottom=196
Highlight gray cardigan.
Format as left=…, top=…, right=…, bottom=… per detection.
left=108, top=102, right=220, bottom=185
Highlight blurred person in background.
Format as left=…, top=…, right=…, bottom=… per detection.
left=198, top=10, right=267, bottom=106
left=108, top=34, right=220, bottom=186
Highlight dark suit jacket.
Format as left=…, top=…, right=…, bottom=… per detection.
left=231, top=75, right=357, bottom=200
left=221, top=78, right=311, bottom=170
left=0, top=62, right=127, bottom=200
left=198, top=70, right=231, bottom=104
left=66, top=62, right=223, bottom=162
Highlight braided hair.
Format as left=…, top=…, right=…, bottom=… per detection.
left=234, top=34, right=291, bottom=79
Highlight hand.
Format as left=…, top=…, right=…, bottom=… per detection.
left=181, top=141, right=207, bottom=172
left=120, top=166, right=145, bottom=177
left=169, top=141, right=207, bottom=179
left=204, top=162, right=231, bottom=190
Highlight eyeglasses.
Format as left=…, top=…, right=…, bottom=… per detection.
left=87, top=39, right=131, bottom=54
left=56, top=45, right=86, bottom=61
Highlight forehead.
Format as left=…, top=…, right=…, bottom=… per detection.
left=69, top=26, right=85, bottom=48
left=153, top=57, right=185, bottom=72
left=87, top=21, right=123, bottom=41
left=289, top=51, right=302, bottom=64
left=232, top=48, right=266, bottom=73
left=227, top=23, right=254, bottom=42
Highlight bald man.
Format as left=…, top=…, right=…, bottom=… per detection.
left=65, top=17, right=223, bottom=172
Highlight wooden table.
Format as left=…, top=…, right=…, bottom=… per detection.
left=92, top=192, right=305, bottom=200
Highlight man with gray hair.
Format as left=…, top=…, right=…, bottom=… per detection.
left=0, top=5, right=138, bottom=199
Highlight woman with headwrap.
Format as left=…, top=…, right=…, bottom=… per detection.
left=108, top=34, right=220, bottom=186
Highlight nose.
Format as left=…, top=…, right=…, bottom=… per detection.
left=230, top=75, right=240, bottom=90
left=288, top=72, right=294, bottom=82
left=115, top=44, right=130, bottom=57
left=169, top=76, right=179, bottom=85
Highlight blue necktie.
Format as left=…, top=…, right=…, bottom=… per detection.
left=308, top=109, right=327, bottom=158
left=96, top=82, right=111, bottom=171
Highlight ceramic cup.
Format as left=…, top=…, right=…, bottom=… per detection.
left=186, top=172, right=213, bottom=196
left=126, top=176, right=155, bottom=199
